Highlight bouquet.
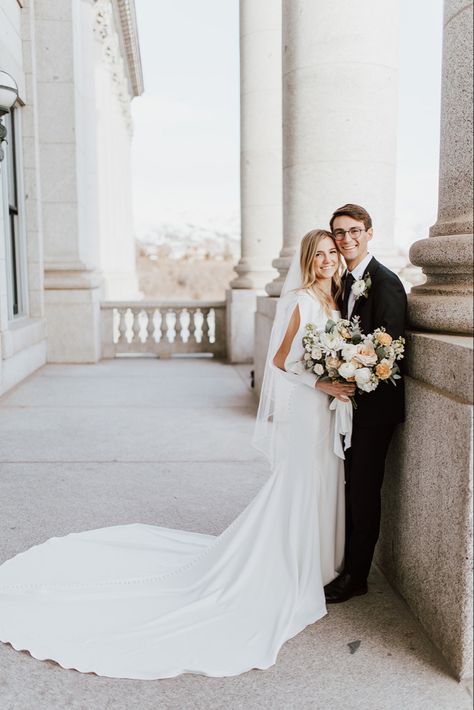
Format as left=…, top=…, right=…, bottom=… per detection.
left=302, top=316, right=405, bottom=406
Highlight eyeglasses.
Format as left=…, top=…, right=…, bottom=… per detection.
left=332, top=227, right=364, bottom=241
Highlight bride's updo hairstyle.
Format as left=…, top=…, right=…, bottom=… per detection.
left=299, top=229, right=343, bottom=315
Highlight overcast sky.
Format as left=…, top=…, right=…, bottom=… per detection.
left=131, top=0, right=443, bottom=252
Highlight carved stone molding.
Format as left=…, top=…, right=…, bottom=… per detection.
left=88, top=0, right=138, bottom=133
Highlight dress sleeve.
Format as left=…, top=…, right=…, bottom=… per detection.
left=273, top=293, right=320, bottom=390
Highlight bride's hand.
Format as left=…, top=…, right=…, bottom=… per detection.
left=316, top=380, right=356, bottom=402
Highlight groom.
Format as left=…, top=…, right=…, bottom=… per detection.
left=322, top=203, right=407, bottom=603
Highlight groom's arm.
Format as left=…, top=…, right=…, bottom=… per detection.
left=372, top=273, right=407, bottom=340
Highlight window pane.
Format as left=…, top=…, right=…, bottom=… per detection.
left=2, top=107, right=23, bottom=318
left=5, top=112, right=18, bottom=209
left=9, top=211, right=19, bottom=316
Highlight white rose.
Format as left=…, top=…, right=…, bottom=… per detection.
left=304, top=352, right=312, bottom=361
left=354, top=367, right=371, bottom=387
left=341, top=343, right=358, bottom=362
left=351, top=279, right=366, bottom=297
left=311, top=347, right=322, bottom=360
left=338, top=362, right=357, bottom=380
left=360, top=378, right=379, bottom=393
left=313, top=363, right=325, bottom=375
left=320, top=331, right=345, bottom=353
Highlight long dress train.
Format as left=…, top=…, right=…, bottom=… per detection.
left=0, top=292, right=344, bottom=680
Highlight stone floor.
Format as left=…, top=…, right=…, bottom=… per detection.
left=0, top=358, right=471, bottom=710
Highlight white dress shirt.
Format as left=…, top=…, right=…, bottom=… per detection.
left=345, top=252, right=372, bottom=319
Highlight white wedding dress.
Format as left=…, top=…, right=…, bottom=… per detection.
left=0, top=291, right=344, bottom=680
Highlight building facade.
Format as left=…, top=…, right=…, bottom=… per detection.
left=0, top=0, right=142, bottom=395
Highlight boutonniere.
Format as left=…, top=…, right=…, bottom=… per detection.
left=351, top=271, right=372, bottom=300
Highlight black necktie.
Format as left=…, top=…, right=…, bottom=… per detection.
left=342, top=273, right=355, bottom=320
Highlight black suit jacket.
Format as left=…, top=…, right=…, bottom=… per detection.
left=340, top=257, right=407, bottom=426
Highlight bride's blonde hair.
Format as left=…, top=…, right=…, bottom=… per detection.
left=299, top=229, right=343, bottom=315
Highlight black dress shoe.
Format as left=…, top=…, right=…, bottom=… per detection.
left=324, top=572, right=368, bottom=604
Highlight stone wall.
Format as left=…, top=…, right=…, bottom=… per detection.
left=0, top=0, right=47, bottom=396
left=377, top=332, right=473, bottom=679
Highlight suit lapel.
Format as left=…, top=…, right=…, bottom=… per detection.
left=350, top=257, right=379, bottom=320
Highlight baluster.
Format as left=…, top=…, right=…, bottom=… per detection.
left=180, top=308, right=190, bottom=343
left=132, top=309, right=141, bottom=343
left=160, top=308, right=169, bottom=344
left=117, top=308, right=127, bottom=343
left=174, top=309, right=182, bottom=343
left=202, top=308, right=210, bottom=343
left=188, top=308, right=196, bottom=343
left=146, top=309, right=155, bottom=343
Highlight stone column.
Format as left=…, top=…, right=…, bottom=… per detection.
left=266, top=0, right=402, bottom=297
left=226, top=0, right=281, bottom=363
left=35, top=0, right=102, bottom=362
left=409, top=0, right=473, bottom=334
left=377, top=0, right=473, bottom=681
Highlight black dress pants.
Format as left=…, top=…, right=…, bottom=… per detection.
left=343, top=419, right=397, bottom=583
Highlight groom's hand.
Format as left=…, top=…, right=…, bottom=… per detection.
left=316, top=380, right=356, bottom=402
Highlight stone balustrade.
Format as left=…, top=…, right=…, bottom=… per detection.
left=101, top=301, right=226, bottom=359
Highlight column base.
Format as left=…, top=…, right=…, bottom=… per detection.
left=45, top=268, right=102, bottom=363
left=409, top=234, right=474, bottom=334
left=226, top=288, right=264, bottom=363
left=254, top=295, right=278, bottom=393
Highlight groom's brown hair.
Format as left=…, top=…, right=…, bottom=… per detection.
left=330, top=203, right=372, bottom=232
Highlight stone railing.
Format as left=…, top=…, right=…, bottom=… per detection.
left=100, top=301, right=226, bottom=359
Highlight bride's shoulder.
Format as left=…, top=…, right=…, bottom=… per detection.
left=295, top=288, right=323, bottom=309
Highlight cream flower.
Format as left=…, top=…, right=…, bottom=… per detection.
left=351, top=279, right=367, bottom=297
left=338, top=362, right=357, bottom=380
left=375, top=359, right=392, bottom=380
left=377, top=331, right=393, bottom=347
left=319, top=331, right=345, bottom=354
left=313, top=363, right=325, bottom=376
left=353, top=340, right=378, bottom=366
left=354, top=367, right=371, bottom=386
left=341, top=343, right=358, bottom=362
left=355, top=367, right=378, bottom=392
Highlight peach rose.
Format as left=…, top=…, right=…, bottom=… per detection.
left=377, top=332, right=393, bottom=347
left=326, top=355, right=342, bottom=369
left=375, top=361, right=392, bottom=380
left=354, top=340, right=378, bottom=366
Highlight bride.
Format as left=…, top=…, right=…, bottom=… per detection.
left=0, top=229, right=355, bottom=680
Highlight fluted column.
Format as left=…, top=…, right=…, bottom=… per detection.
left=266, top=0, right=401, bottom=296
left=409, top=0, right=473, bottom=334
left=226, top=0, right=281, bottom=363
left=230, top=0, right=281, bottom=290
